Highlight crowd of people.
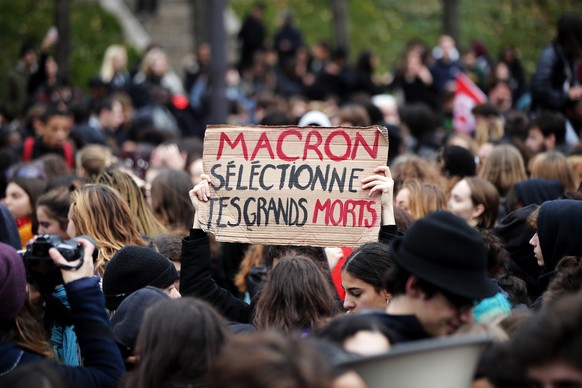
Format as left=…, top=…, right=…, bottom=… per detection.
left=1, top=3, right=582, bottom=387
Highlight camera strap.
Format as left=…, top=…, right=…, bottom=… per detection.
left=43, top=292, right=75, bottom=327
left=57, top=259, right=84, bottom=271
left=42, top=292, right=115, bottom=340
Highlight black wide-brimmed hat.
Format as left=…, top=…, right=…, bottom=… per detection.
left=390, top=211, right=497, bottom=300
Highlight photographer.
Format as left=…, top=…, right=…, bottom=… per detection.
left=0, top=239, right=125, bottom=387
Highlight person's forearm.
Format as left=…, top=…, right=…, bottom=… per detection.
left=180, top=229, right=251, bottom=323
left=60, top=277, right=125, bottom=388
left=382, top=204, right=395, bottom=226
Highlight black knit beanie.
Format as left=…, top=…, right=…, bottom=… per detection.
left=102, top=245, right=178, bottom=310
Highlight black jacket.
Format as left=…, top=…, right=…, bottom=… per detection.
left=180, top=225, right=400, bottom=324
left=362, top=311, right=431, bottom=344
left=0, top=277, right=125, bottom=387
left=180, top=229, right=251, bottom=323
left=531, top=44, right=579, bottom=112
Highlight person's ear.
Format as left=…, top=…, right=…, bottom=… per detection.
left=380, top=289, right=391, bottom=302
left=545, top=133, right=556, bottom=149
left=33, top=118, right=45, bottom=137
left=77, top=166, right=88, bottom=178
left=405, top=276, right=423, bottom=299
left=35, top=122, right=46, bottom=137
left=472, top=203, right=485, bottom=220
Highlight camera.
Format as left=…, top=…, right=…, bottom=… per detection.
left=23, top=235, right=84, bottom=263
left=20, top=235, right=97, bottom=294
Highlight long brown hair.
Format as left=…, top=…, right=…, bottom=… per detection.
left=94, top=170, right=167, bottom=238
left=530, top=151, right=579, bottom=193
left=150, top=169, right=195, bottom=234
left=478, top=144, right=527, bottom=197
left=123, top=298, right=228, bottom=388
left=69, top=184, right=146, bottom=273
left=404, top=180, right=447, bottom=220
left=254, top=256, right=340, bottom=333
left=0, top=301, right=53, bottom=359
left=465, top=176, right=500, bottom=229
left=391, top=155, right=447, bottom=193
left=211, top=332, right=333, bottom=388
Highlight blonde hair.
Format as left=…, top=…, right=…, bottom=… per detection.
left=100, top=45, right=127, bottom=83
left=140, top=48, right=169, bottom=77
left=76, top=145, right=114, bottom=178
left=446, top=132, right=478, bottom=155
left=474, top=116, right=504, bottom=146
left=530, top=151, right=579, bottom=193
left=478, top=144, right=527, bottom=197
left=69, top=184, right=146, bottom=273
left=404, top=180, right=447, bottom=220
left=567, top=155, right=582, bottom=185
left=94, top=170, right=167, bottom=238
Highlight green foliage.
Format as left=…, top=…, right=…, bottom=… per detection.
left=231, top=0, right=582, bottom=77
left=2, top=0, right=582, bottom=93
left=0, top=0, right=136, bottom=91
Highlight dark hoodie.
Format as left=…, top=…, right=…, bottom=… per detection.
left=514, top=179, right=564, bottom=208
left=494, top=205, right=542, bottom=300
left=0, top=204, right=22, bottom=250
left=536, top=200, right=582, bottom=291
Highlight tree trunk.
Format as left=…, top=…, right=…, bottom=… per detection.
left=208, top=0, right=227, bottom=125
left=329, top=0, right=349, bottom=53
left=442, top=0, right=460, bottom=43
left=191, top=0, right=209, bottom=49
left=55, top=0, right=70, bottom=81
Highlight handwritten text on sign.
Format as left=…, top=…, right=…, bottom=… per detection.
left=199, top=125, right=389, bottom=247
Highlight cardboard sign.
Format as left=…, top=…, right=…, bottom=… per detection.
left=199, top=125, right=389, bottom=247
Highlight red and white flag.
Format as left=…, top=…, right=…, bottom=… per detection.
left=453, top=72, right=487, bottom=134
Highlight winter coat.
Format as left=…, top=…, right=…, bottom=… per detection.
left=0, top=277, right=125, bottom=387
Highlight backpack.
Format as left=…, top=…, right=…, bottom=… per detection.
left=22, top=137, right=75, bottom=168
